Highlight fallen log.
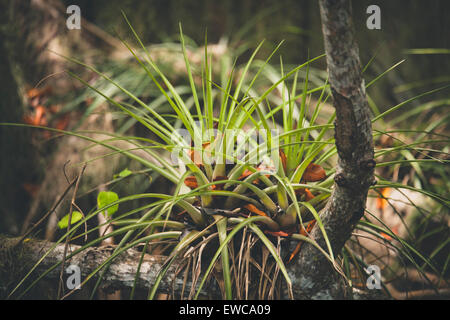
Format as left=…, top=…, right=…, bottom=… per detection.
left=0, top=235, right=221, bottom=299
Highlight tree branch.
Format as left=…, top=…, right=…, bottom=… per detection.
left=0, top=235, right=221, bottom=299
left=287, top=0, right=375, bottom=299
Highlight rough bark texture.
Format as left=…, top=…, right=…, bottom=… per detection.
left=0, top=235, right=221, bottom=299
left=286, top=0, right=375, bottom=299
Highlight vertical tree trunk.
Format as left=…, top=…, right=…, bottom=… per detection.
left=287, top=0, right=375, bottom=299
left=0, top=0, right=40, bottom=235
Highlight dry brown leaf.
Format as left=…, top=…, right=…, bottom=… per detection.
left=295, top=187, right=315, bottom=201
left=243, top=203, right=268, bottom=217
left=265, top=230, right=289, bottom=237
left=279, top=149, right=287, bottom=172
left=376, top=187, right=391, bottom=211
left=289, top=220, right=316, bottom=262
left=303, top=163, right=326, bottom=182
left=184, top=176, right=198, bottom=189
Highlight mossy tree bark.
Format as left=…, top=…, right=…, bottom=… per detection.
left=286, top=0, right=375, bottom=299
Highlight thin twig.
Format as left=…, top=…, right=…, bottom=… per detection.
left=71, top=202, right=88, bottom=242
left=57, top=163, right=87, bottom=299
left=16, top=177, right=77, bottom=247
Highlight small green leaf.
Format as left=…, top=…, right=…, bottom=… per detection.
left=97, top=191, right=119, bottom=217
left=114, top=168, right=132, bottom=179
left=58, top=211, right=83, bottom=229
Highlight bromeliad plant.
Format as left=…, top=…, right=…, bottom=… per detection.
left=7, top=13, right=450, bottom=300
left=103, top=18, right=336, bottom=299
